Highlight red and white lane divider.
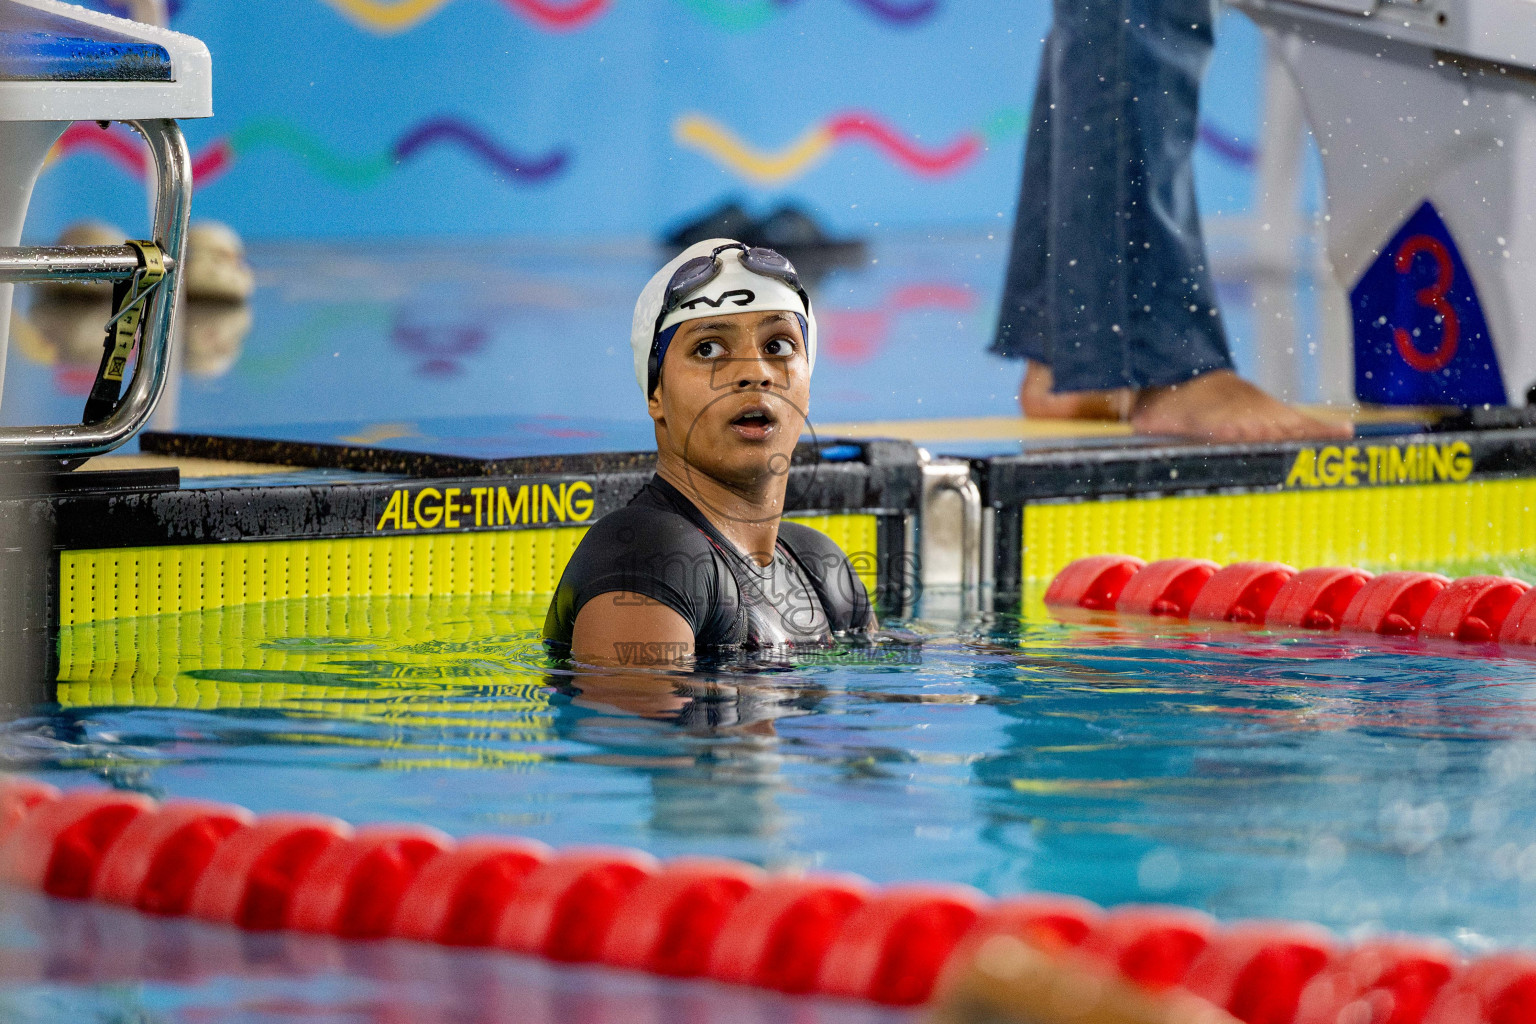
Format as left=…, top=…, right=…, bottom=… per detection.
left=1045, top=556, right=1536, bottom=643
left=0, top=777, right=1532, bottom=1021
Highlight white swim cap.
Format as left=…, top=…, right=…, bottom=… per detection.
left=630, top=238, right=817, bottom=397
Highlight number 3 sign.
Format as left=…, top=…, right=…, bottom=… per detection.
left=1350, top=201, right=1506, bottom=406
left=1391, top=234, right=1458, bottom=372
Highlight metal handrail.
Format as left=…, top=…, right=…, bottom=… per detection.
left=919, top=454, right=984, bottom=614
left=0, top=118, right=190, bottom=460
left=0, top=246, right=177, bottom=284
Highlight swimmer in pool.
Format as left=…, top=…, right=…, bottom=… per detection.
left=544, top=239, right=876, bottom=667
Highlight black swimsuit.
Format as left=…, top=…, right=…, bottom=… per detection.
left=543, top=474, right=873, bottom=653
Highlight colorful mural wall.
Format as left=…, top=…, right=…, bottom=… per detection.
left=23, top=0, right=1267, bottom=242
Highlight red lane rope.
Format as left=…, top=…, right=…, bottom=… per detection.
left=1046, top=556, right=1536, bottom=645
left=0, top=777, right=1531, bottom=1018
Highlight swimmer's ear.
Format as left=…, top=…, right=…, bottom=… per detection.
left=647, top=382, right=665, bottom=423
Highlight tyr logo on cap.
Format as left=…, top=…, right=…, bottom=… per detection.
left=679, top=289, right=755, bottom=311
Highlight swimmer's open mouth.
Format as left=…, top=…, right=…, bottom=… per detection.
left=729, top=403, right=777, bottom=440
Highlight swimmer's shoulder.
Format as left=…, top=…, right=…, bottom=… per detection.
left=777, top=520, right=875, bottom=631
left=544, top=497, right=733, bottom=646
left=777, top=519, right=853, bottom=563
left=559, top=501, right=724, bottom=598
left=580, top=500, right=718, bottom=557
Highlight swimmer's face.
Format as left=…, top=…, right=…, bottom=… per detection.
left=648, top=310, right=810, bottom=489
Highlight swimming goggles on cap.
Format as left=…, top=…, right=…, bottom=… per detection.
left=649, top=242, right=811, bottom=396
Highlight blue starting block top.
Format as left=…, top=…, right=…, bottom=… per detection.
left=0, top=1, right=172, bottom=82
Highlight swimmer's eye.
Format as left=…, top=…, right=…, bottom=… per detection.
left=694, top=340, right=724, bottom=359
left=762, top=337, right=797, bottom=357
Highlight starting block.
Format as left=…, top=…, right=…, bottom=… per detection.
left=1234, top=0, right=1536, bottom=407
left=0, top=0, right=209, bottom=461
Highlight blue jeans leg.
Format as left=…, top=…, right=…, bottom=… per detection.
left=991, top=0, right=1235, bottom=393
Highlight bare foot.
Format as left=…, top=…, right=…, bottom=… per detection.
left=1130, top=369, right=1353, bottom=442
left=1018, top=360, right=1134, bottom=421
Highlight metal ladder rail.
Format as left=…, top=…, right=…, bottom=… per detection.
left=0, top=117, right=189, bottom=460
left=918, top=453, right=984, bottom=617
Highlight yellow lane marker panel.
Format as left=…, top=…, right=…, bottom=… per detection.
left=1023, top=478, right=1536, bottom=581
left=61, top=513, right=879, bottom=626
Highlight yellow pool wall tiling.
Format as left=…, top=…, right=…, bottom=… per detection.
left=56, top=594, right=552, bottom=724
left=1022, top=478, right=1536, bottom=583
left=60, top=513, right=880, bottom=627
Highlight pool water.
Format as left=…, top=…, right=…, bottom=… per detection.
left=6, top=582, right=1536, bottom=1019
left=0, top=884, right=907, bottom=1023
left=0, top=228, right=1338, bottom=446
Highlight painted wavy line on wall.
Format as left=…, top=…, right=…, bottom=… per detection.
left=391, top=118, right=568, bottom=179
left=48, top=123, right=220, bottom=182
left=983, top=107, right=1259, bottom=170
left=675, top=112, right=980, bottom=184
left=681, top=108, right=1259, bottom=184
left=102, top=0, right=603, bottom=31
left=678, top=0, right=937, bottom=31
left=1196, top=123, right=1257, bottom=168
left=51, top=108, right=1252, bottom=200
left=310, top=0, right=935, bottom=34
left=318, top=0, right=607, bottom=34
left=49, top=118, right=569, bottom=187
left=849, top=0, right=937, bottom=23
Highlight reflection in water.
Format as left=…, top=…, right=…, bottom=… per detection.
left=392, top=313, right=491, bottom=377
left=551, top=670, right=814, bottom=840
left=9, top=220, right=257, bottom=411
left=17, top=294, right=106, bottom=368
left=182, top=300, right=254, bottom=378
left=5, top=235, right=1021, bottom=435
left=6, top=596, right=919, bottom=1018
left=8, top=594, right=1536, bottom=992
left=13, top=289, right=254, bottom=404
left=820, top=283, right=975, bottom=366
left=45, top=597, right=825, bottom=843
left=0, top=887, right=908, bottom=1024
left=968, top=619, right=1536, bottom=945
